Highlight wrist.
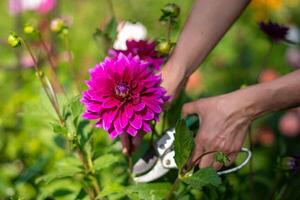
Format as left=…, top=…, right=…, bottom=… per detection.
left=229, top=83, right=278, bottom=121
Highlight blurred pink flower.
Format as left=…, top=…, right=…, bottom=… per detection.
left=279, top=111, right=300, bottom=137
left=81, top=53, right=169, bottom=139
left=9, top=0, right=56, bottom=16
left=38, top=0, right=56, bottom=13
left=257, top=126, right=275, bottom=146
left=185, top=71, right=202, bottom=95
left=286, top=47, right=300, bottom=68
left=258, top=68, right=279, bottom=83
left=20, top=53, right=34, bottom=68
left=109, top=40, right=164, bottom=71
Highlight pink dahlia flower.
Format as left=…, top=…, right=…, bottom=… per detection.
left=81, top=53, right=169, bottom=139
left=109, top=40, right=164, bottom=71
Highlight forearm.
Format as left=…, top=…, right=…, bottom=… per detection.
left=236, top=70, right=300, bottom=119
left=166, top=0, right=250, bottom=77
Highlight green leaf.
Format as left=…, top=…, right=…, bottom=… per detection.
left=35, top=157, right=82, bottom=184
left=51, top=123, right=68, bottom=136
left=104, top=17, right=117, bottom=40
left=174, top=119, right=194, bottom=170
left=214, top=152, right=230, bottom=166
left=93, top=154, right=119, bottom=171
left=183, top=168, right=221, bottom=190
left=126, top=183, right=172, bottom=200
left=97, top=183, right=126, bottom=198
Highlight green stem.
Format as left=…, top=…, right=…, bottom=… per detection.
left=107, top=0, right=116, bottom=19
left=166, top=177, right=180, bottom=200
left=167, top=18, right=172, bottom=42
left=248, top=126, right=254, bottom=200
left=39, top=34, right=67, bottom=96
left=257, top=41, right=273, bottom=80
left=161, top=111, right=167, bottom=134
left=77, top=146, right=102, bottom=199
left=128, top=155, right=134, bottom=184
left=22, top=39, right=64, bottom=125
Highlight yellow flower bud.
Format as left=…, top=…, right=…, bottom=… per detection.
left=23, top=24, right=35, bottom=34
left=157, top=41, right=172, bottom=55
left=7, top=33, right=21, bottom=48
left=50, top=18, right=65, bottom=33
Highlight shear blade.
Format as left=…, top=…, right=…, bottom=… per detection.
left=133, top=146, right=158, bottom=175
left=133, top=159, right=170, bottom=183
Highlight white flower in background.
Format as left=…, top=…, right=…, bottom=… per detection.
left=113, top=21, right=147, bottom=50
left=286, top=26, right=300, bottom=44
left=9, top=0, right=56, bottom=16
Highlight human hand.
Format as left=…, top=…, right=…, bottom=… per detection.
left=182, top=92, right=253, bottom=170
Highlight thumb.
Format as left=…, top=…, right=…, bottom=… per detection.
left=182, top=101, right=198, bottom=119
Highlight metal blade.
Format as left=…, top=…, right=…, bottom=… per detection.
left=133, top=159, right=170, bottom=183
left=133, top=146, right=158, bottom=175
left=133, top=128, right=175, bottom=175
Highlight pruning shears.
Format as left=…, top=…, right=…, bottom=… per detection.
left=133, top=115, right=252, bottom=183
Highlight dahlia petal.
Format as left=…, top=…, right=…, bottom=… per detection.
left=144, top=101, right=162, bottom=113
left=114, top=118, right=124, bottom=134
left=82, top=112, right=99, bottom=120
left=120, top=110, right=128, bottom=128
left=140, top=108, right=154, bottom=120
left=95, top=119, right=103, bottom=128
left=153, top=115, right=159, bottom=122
left=142, top=122, right=151, bottom=133
left=102, top=110, right=117, bottom=131
left=103, top=117, right=111, bottom=131
left=133, top=102, right=145, bottom=111
left=125, top=104, right=134, bottom=119
left=109, top=129, right=119, bottom=139
left=130, top=114, right=143, bottom=130
left=102, top=98, right=119, bottom=108
left=126, top=125, right=138, bottom=136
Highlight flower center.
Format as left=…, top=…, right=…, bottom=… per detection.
left=115, top=82, right=130, bottom=98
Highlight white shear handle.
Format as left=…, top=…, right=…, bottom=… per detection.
left=217, top=147, right=251, bottom=175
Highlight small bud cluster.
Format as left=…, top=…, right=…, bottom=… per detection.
left=50, top=18, right=69, bottom=36
left=159, top=3, right=180, bottom=23
left=7, top=32, right=22, bottom=48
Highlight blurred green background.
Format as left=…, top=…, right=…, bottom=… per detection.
left=0, top=0, right=300, bottom=199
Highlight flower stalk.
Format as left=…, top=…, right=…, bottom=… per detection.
left=39, top=33, right=67, bottom=96
left=21, top=38, right=64, bottom=124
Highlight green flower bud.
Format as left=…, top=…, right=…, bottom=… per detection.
left=35, top=70, right=44, bottom=78
left=7, top=33, right=21, bottom=48
left=50, top=18, right=65, bottom=33
left=162, top=3, right=180, bottom=18
left=23, top=24, right=35, bottom=34
left=157, top=40, right=172, bottom=55
left=60, top=27, right=69, bottom=36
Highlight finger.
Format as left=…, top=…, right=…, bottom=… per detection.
left=199, top=153, right=214, bottom=169
left=212, top=161, right=223, bottom=171
left=228, top=153, right=238, bottom=166
left=120, top=134, right=130, bottom=155
left=181, top=102, right=198, bottom=119
left=132, top=132, right=145, bottom=152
